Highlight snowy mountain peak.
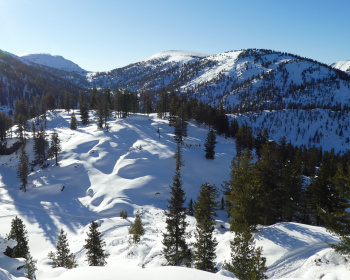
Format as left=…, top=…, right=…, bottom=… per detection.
left=330, top=60, right=350, bottom=73
left=18, top=53, right=87, bottom=74
left=145, top=50, right=210, bottom=64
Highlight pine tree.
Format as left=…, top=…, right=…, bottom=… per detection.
left=79, top=92, right=89, bottom=125
left=51, top=229, right=77, bottom=269
left=7, top=216, right=30, bottom=258
left=320, top=163, right=350, bottom=257
left=204, top=129, right=217, bottom=159
left=128, top=211, right=145, bottom=244
left=63, top=90, right=71, bottom=113
left=84, top=221, right=108, bottom=266
left=162, top=168, right=191, bottom=266
left=187, top=198, right=194, bottom=216
left=226, top=149, right=259, bottom=232
left=33, top=124, right=48, bottom=165
left=194, top=183, right=219, bottom=272
left=226, top=228, right=267, bottom=280
left=70, top=112, right=77, bottom=130
left=48, top=132, right=61, bottom=165
left=17, top=144, right=29, bottom=192
left=25, top=253, right=37, bottom=280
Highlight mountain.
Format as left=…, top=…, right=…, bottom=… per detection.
left=2, top=48, right=350, bottom=152
left=330, top=60, right=350, bottom=74
left=19, top=53, right=87, bottom=74
left=0, top=110, right=349, bottom=280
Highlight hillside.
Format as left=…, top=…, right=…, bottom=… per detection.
left=1, top=47, right=350, bottom=151
left=0, top=110, right=350, bottom=280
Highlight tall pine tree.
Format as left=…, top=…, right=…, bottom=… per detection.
left=204, top=129, right=217, bottom=159
left=84, top=221, right=108, bottom=266
left=17, top=144, right=29, bottom=192
left=128, top=211, right=145, bottom=244
left=162, top=145, right=191, bottom=267
left=48, top=132, right=61, bottom=165
left=194, top=183, right=219, bottom=272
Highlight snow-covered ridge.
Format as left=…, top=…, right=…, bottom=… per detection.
left=18, top=53, right=87, bottom=74
left=330, top=60, right=350, bottom=73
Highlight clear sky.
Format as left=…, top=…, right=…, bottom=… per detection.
left=0, top=0, right=349, bottom=72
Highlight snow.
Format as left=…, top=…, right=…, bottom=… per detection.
left=18, top=53, right=87, bottom=74
left=0, top=110, right=350, bottom=280
left=330, top=60, right=350, bottom=73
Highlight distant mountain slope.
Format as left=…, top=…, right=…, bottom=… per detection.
left=0, top=49, right=84, bottom=107
left=330, top=60, right=350, bottom=74
left=19, top=53, right=87, bottom=74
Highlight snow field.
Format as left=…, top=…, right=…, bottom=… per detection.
left=0, top=110, right=349, bottom=280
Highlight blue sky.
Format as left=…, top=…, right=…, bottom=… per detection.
left=0, top=0, right=349, bottom=72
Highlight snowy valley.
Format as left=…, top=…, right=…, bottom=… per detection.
left=0, top=110, right=350, bottom=280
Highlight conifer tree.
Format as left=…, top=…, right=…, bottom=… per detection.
left=48, top=132, right=61, bottom=165
left=17, top=144, right=29, bottom=192
left=320, top=163, right=350, bottom=257
left=194, top=183, right=219, bottom=272
left=187, top=198, right=194, bottom=216
left=162, top=146, right=191, bottom=267
left=226, top=228, right=267, bottom=280
left=51, top=229, right=77, bottom=269
left=63, top=91, right=71, bottom=113
left=25, top=253, right=37, bottom=280
left=204, top=129, right=217, bottom=159
left=226, top=149, right=259, bottom=232
left=33, top=124, right=48, bottom=165
left=128, top=211, right=145, bottom=244
left=7, top=216, right=30, bottom=258
left=70, top=112, right=77, bottom=130
left=84, top=221, right=108, bottom=266
left=79, top=92, right=89, bottom=125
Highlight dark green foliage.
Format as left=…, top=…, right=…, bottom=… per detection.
left=48, top=132, right=61, bottom=165
left=33, top=124, right=48, bottom=165
left=84, top=221, right=108, bottom=266
left=7, top=216, right=30, bottom=258
left=156, top=90, right=169, bottom=119
left=16, top=114, right=29, bottom=140
left=50, top=229, right=77, bottom=269
left=226, top=149, right=259, bottom=232
left=162, top=165, right=191, bottom=266
left=319, top=164, right=350, bottom=257
left=70, top=112, right=77, bottom=130
left=25, top=253, right=37, bottom=280
left=194, top=183, right=219, bottom=272
left=142, top=93, right=153, bottom=116
left=63, top=91, right=71, bottom=113
left=187, top=198, right=194, bottom=216
left=17, top=144, right=29, bottom=192
left=90, top=88, right=99, bottom=110
left=120, top=210, right=128, bottom=219
left=226, top=228, right=267, bottom=280
left=79, top=92, right=89, bottom=125
left=0, top=112, right=12, bottom=141
left=235, top=125, right=254, bottom=155
left=173, top=108, right=188, bottom=144
left=204, top=129, right=217, bottom=159
left=306, top=158, right=338, bottom=226
left=128, top=211, right=145, bottom=244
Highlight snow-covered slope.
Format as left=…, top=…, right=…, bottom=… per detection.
left=19, top=53, right=87, bottom=74
left=0, top=110, right=349, bottom=280
left=330, top=60, right=350, bottom=74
